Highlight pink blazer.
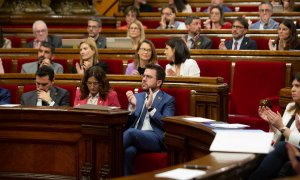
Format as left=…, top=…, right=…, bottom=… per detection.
left=73, top=88, right=120, bottom=107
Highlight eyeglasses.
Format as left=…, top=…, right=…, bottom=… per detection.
left=88, top=25, right=99, bottom=29
left=259, top=9, right=271, bottom=13
left=35, top=29, right=47, bottom=34
left=139, top=48, right=152, bottom=53
left=87, top=81, right=100, bottom=87
left=130, top=27, right=140, bottom=31
left=232, top=25, right=244, bottom=30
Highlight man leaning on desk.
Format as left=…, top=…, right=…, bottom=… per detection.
left=21, top=66, right=69, bottom=106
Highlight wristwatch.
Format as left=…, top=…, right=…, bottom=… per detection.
left=280, top=127, right=287, bottom=134
left=147, top=107, right=154, bottom=112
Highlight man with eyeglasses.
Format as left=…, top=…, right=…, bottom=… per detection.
left=219, top=17, right=257, bottom=50
left=124, top=64, right=175, bottom=175
left=87, top=16, right=106, bottom=48
left=250, top=1, right=279, bottom=29
left=21, top=65, right=69, bottom=106
left=157, top=4, right=186, bottom=30
left=26, top=20, right=62, bottom=49
left=183, top=16, right=212, bottom=49
left=21, top=41, right=63, bottom=74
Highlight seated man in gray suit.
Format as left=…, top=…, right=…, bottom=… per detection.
left=250, top=1, right=279, bottom=30
left=183, top=16, right=212, bottom=49
left=26, top=20, right=62, bottom=49
left=87, top=16, right=106, bottom=48
left=21, top=41, right=63, bottom=74
left=219, top=17, right=257, bottom=50
left=21, top=66, right=69, bottom=106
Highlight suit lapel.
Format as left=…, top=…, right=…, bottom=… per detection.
left=152, top=91, right=163, bottom=108
left=241, top=37, right=248, bottom=49
left=50, top=86, right=58, bottom=103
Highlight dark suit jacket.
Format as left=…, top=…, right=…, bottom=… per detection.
left=0, top=88, right=11, bottom=105
left=21, top=86, right=70, bottom=106
left=126, top=91, right=175, bottom=141
left=184, top=34, right=212, bottom=49
left=225, top=37, right=257, bottom=50
left=95, top=35, right=106, bottom=48
left=26, top=35, right=62, bottom=48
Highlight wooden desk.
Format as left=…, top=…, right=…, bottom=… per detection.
left=0, top=106, right=129, bottom=179
left=114, top=116, right=261, bottom=180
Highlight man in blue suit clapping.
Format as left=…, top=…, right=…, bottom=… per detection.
left=124, top=64, right=175, bottom=176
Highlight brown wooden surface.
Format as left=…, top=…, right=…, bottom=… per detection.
left=113, top=116, right=261, bottom=180
left=0, top=106, right=129, bottom=179
left=0, top=74, right=228, bottom=122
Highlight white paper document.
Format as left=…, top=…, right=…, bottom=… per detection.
left=209, top=130, right=274, bottom=154
left=183, top=117, right=215, bottom=123
left=0, top=104, right=20, bottom=107
left=74, top=104, right=119, bottom=111
left=210, top=123, right=249, bottom=129
left=155, top=168, right=206, bottom=180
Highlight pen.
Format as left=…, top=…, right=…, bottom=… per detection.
left=183, top=164, right=210, bottom=170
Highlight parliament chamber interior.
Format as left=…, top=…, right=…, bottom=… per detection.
left=0, top=0, right=300, bottom=179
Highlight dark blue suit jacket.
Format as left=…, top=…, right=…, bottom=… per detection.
left=225, top=37, right=257, bottom=50
left=126, top=90, right=175, bottom=141
left=0, top=88, right=11, bottom=105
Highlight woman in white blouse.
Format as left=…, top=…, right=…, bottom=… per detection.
left=164, top=37, right=200, bottom=77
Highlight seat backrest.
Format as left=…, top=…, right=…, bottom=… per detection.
left=148, top=37, right=169, bottom=48
left=196, top=59, right=231, bottom=85
left=157, top=59, right=170, bottom=70
left=230, top=61, right=286, bottom=117
left=113, top=86, right=137, bottom=110
left=6, top=36, right=22, bottom=48
left=141, top=20, right=160, bottom=29
left=252, top=37, right=270, bottom=50
left=0, top=85, right=19, bottom=104
left=1, top=58, right=13, bottom=73
left=52, top=58, right=69, bottom=73
left=161, top=88, right=191, bottom=116
left=101, top=59, right=124, bottom=74
left=210, top=37, right=221, bottom=49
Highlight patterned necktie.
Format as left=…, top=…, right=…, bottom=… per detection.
left=234, top=41, right=238, bottom=50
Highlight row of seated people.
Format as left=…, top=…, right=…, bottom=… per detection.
left=120, top=0, right=298, bottom=13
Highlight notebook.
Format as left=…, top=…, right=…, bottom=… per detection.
left=106, top=37, right=132, bottom=49
left=62, top=38, right=85, bottom=48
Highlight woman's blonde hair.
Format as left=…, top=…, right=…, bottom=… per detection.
left=79, top=37, right=98, bottom=66
left=127, top=20, right=145, bottom=45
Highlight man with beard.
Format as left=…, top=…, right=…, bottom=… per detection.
left=21, top=41, right=63, bottom=73
left=219, top=17, right=257, bottom=50
left=157, top=4, right=186, bottom=30
left=250, top=1, right=279, bottom=29
left=183, top=16, right=212, bottom=49
left=87, top=16, right=106, bottom=48
left=123, top=64, right=175, bottom=176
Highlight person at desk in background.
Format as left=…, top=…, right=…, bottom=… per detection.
left=74, top=66, right=120, bottom=107
left=165, top=37, right=200, bottom=77
left=127, top=20, right=145, bottom=50
left=26, top=20, right=62, bottom=49
left=168, top=0, right=192, bottom=13
left=131, top=0, right=152, bottom=12
left=250, top=1, right=279, bottom=30
left=203, top=5, right=231, bottom=30
left=219, top=17, right=257, bottom=50
left=157, top=4, right=186, bottom=30
left=87, top=16, right=106, bottom=48
left=21, top=41, right=63, bottom=74
left=21, top=65, right=69, bottom=106
left=248, top=72, right=300, bottom=179
left=203, top=0, right=232, bottom=12
left=269, top=19, right=300, bottom=51
left=183, top=16, right=212, bottom=49
left=118, top=6, right=147, bottom=30
left=124, top=64, right=175, bottom=176
left=126, top=39, right=157, bottom=75
left=0, top=27, right=11, bottom=48
left=281, top=0, right=295, bottom=12
left=0, top=87, right=11, bottom=105
left=72, top=37, right=108, bottom=74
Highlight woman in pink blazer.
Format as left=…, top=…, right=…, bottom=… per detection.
left=73, top=66, right=120, bottom=107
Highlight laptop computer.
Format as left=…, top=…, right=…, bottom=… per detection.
left=62, top=39, right=85, bottom=48
left=106, top=37, right=132, bottom=49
